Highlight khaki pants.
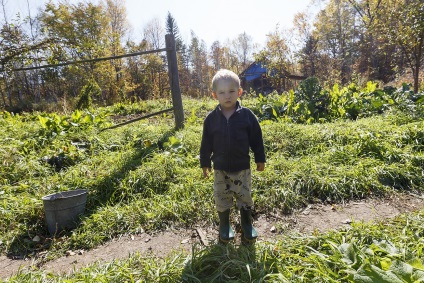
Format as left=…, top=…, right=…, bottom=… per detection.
left=213, top=169, right=254, bottom=212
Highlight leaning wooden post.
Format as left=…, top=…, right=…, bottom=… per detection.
left=165, top=34, right=184, bottom=129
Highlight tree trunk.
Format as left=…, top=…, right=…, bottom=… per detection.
left=413, top=66, right=419, bottom=94
left=0, top=81, right=6, bottom=107
left=414, top=33, right=423, bottom=94
left=4, top=74, right=12, bottom=107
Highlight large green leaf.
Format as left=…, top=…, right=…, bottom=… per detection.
left=390, top=260, right=413, bottom=282
left=340, top=242, right=362, bottom=268
left=354, top=263, right=404, bottom=283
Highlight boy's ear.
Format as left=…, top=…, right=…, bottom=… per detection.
left=212, top=92, right=217, bottom=99
left=238, top=88, right=243, bottom=97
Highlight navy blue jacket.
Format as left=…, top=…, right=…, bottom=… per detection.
left=200, top=101, right=266, bottom=172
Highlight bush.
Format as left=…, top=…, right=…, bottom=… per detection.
left=76, top=80, right=101, bottom=110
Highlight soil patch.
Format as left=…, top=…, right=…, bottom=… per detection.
left=1, top=193, right=424, bottom=279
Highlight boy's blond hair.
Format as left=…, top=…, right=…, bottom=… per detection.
left=212, top=69, right=241, bottom=92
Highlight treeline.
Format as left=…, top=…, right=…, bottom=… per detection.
left=0, top=0, right=423, bottom=112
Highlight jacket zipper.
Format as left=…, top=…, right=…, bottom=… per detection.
left=226, top=118, right=230, bottom=171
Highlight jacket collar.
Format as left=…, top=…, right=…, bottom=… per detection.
left=216, top=100, right=242, bottom=113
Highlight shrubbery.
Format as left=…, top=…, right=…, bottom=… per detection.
left=252, top=79, right=424, bottom=123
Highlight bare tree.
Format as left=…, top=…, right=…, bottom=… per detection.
left=232, top=32, right=253, bottom=71
left=0, top=0, right=8, bottom=25
left=143, top=17, right=164, bottom=50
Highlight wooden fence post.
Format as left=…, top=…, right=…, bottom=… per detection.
left=165, top=34, right=184, bottom=129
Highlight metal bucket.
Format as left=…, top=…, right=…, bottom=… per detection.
left=42, top=189, right=88, bottom=235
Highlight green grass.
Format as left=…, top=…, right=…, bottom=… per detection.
left=2, top=95, right=424, bottom=282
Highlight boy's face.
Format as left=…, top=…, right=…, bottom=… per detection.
left=212, top=79, right=242, bottom=111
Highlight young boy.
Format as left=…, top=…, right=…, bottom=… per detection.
left=200, top=69, right=266, bottom=243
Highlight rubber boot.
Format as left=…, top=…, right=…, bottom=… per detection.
left=240, top=207, right=258, bottom=244
left=218, top=209, right=234, bottom=243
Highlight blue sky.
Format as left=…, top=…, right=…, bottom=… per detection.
left=3, top=0, right=323, bottom=48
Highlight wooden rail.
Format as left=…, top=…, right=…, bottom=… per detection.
left=101, top=108, right=174, bottom=131
left=12, top=48, right=169, bottom=71
left=10, top=34, right=185, bottom=129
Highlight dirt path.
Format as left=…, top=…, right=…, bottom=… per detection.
left=2, top=193, right=424, bottom=279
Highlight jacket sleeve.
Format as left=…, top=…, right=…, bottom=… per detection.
left=248, top=111, right=266, bottom=163
left=199, top=117, right=212, bottom=168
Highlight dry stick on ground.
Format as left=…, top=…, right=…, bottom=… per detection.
left=101, top=108, right=174, bottom=131
left=196, top=228, right=209, bottom=246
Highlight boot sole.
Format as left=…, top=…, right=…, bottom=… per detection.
left=240, top=230, right=257, bottom=245
left=241, top=235, right=257, bottom=245
left=219, top=236, right=234, bottom=244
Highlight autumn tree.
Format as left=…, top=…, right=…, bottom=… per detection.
left=0, top=21, right=30, bottom=108
left=293, top=12, right=319, bottom=77
left=376, top=0, right=423, bottom=93
left=210, top=41, right=223, bottom=71
left=105, top=0, right=129, bottom=94
left=38, top=1, right=114, bottom=104
left=189, top=32, right=209, bottom=96
left=124, top=39, right=151, bottom=100
left=342, top=0, right=401, bottom=84
left=0, top=13, right=53, bottom=110
left=255, top=26, right=295, bottom=92
left=313, top=0, right=357, bottom=84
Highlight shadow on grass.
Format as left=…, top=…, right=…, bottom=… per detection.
left=181, top=241, right=259, bottom=282
left=6, top=128, right=177, bottom=258
left=85, top=128, right=177, bottom=208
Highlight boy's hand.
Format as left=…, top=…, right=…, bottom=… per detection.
left=202, top=167, right=212, bottom=178
left=256, top=163, right=265, bottom=171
